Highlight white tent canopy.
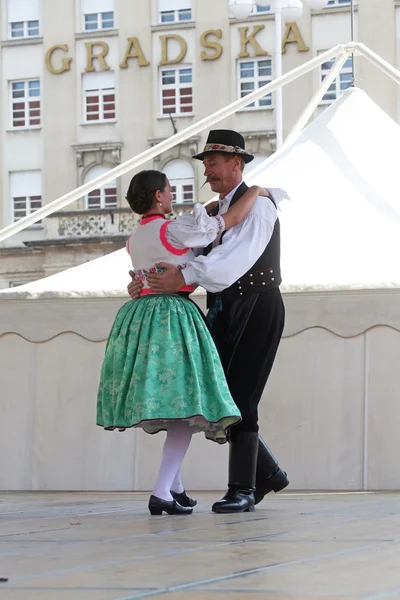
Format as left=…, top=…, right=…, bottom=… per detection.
left=1, top=87, right=400, bottom=299
left=251, top=87, right=400, bottom=291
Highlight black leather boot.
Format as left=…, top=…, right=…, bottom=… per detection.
left=212, top=431, right=258, bottom=514
left=254, top=436, right=289, bottom=505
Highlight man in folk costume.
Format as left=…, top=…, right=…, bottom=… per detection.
left=130, top=129, right=289, bottom=514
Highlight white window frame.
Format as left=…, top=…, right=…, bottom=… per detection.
left=10, top=171, right=42, bottom=226
left=83, top=11, right=114, bottom=31
left=251, top=4, right=270, bottom=14
left=160, top=66, right=194, bottom=117
left=86, top=184, right=117, bottom=209
left=12, top=195, right=42, bottom=223
left=237, top=58, right=273, bottom=110
left=83, top=73, right=116, bottom=123
left=319, top=55, right=353, bottom=105
left=164, top=159, right=195, bottom=205
left=10, top=79, right=41, bottom=129
left=159, top=8, right=192, bottom=24
left=170, top=181, right=194, bottom=205
left=9, top=19, right=40, bottom=38
left=7, top=0, right=40, bottom=39
left=326, top=0, right=351, bottom=6
left=84, top=166, right=118, bottom=209
left=158, top=0, right=192, bottom=24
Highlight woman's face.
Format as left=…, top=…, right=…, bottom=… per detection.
left=157, top=178, right=174, bottom=214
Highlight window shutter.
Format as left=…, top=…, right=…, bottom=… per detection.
left=83, top=71, right=115, bottom=90
left=81, top=0, right=113, bottom=14
left=10, top=171, right=41, bottom=197
left=8, top=0, right=39, bottom=22
left=84, top=166, right=116, bottom=187
left=164, top=160, right=194, bottom=181
left=158, top=0, right=191, bottom=11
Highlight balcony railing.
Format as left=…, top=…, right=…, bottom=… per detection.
left=45, top=205, right=194, bottom=239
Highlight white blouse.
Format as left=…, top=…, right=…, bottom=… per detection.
left=165, top=203, right=225, bottom=249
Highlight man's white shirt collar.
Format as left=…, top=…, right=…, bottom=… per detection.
left=219, top=181, right=243, bottom=210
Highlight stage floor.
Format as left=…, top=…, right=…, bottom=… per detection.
left=0, top=491, right=399, bottom=599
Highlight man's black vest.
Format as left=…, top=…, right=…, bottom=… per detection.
left=206, top=182, right=282, bottom=309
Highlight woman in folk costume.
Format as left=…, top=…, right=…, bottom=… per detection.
left=97, top=170, right=271, bottom=516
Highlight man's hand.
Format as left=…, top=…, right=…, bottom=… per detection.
left=127, top=270, right=143, bottom=299
left=147, top=263, right=185, bottom=293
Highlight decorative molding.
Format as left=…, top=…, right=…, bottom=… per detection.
left=1, top=37, right=43, bottom=48
left=151, top=23, right=195, bottom=33
left=74, top=30, right=119, bottom=40
left=71, top=141, right=123, bottom=190
left=147, top=136, right=201, bottom=165
left=243, top=130, right=277, bottom=155
left=72, top=141, right=122, bottom=162
left=311, top=5, right=358, bottom=15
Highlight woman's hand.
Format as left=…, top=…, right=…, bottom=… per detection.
left=127, top=271, right=143, bottom=299
left=249, top=185, right=271, bottom=198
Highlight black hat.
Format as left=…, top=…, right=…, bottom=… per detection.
left=192, top=129, right=254, bottom=164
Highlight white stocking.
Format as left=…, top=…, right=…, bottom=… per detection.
left=171, top=468, right=185, bottom=495
left=152, top=421, right=192, bottom=502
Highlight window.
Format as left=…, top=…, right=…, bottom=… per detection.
left=10, top=20, right=39, bottom=37
left=238, top=59, right=272, bottom=109
left=10, top=171, right=42, bottom=224
left=158, top=0, right=192, bottom=24
left=160, top=67, right=193, bottom=116
left=160, top=9, right=191, bottom=23
left=82, top=0, right=114, bottom=31
left=83, top=72, right=116, bottom=123
left=164, top=160, right=194, bottom=205
left=320, top=56, right=353, bottom=104
left=327, top=0, right=351, bottom=5
left=8, top=0, right=40, bottom=39
left=10, top=79, right=41, bottom=128
left=251, top=4, right=270, bottom=13
left=84, top=166, right=117, bottom=209
left=84, top=11, right=114, bottom=30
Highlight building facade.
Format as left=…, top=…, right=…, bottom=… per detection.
left=0, top=0, right=398, bottom=288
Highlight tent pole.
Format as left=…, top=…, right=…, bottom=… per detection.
left=0, top=45, right=346, bottom=243
left=350, top=0, right=356, bottom=86
left=357, top=42, right=400, bottom=85
left=284, top=50, right=350, bottom=148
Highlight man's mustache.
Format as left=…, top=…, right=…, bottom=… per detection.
left=200, top=176, right=220, bottom=190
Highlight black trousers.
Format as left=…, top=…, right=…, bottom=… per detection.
left=212, top=288, right=285, bottom=437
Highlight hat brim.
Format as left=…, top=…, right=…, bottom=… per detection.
left=192, top=149, right=254, bottom=164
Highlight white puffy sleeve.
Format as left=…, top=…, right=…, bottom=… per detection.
left=181, top=197, right=279, bottom=292
left=165, top=203, right=225, bottom=249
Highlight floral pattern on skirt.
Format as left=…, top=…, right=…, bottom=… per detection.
left=97, top=294, right=241, bottom=443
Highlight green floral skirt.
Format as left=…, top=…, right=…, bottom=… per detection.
left=96, top=294, right=241, bottom=443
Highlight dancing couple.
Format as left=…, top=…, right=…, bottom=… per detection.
left=97, top=129, right=289, bottom=516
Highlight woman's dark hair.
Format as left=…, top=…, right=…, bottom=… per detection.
left=125, top=170, right=167, bottom=215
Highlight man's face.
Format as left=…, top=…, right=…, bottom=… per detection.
left=203, top=153, right=239, bottom=195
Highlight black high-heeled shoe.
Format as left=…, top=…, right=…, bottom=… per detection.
left=148, top=495, right=193, bottom=516
left=170, top=490, right=197, bottom=508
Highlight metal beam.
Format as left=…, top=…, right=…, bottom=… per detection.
left=0, top=45, right=346, bottom=242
